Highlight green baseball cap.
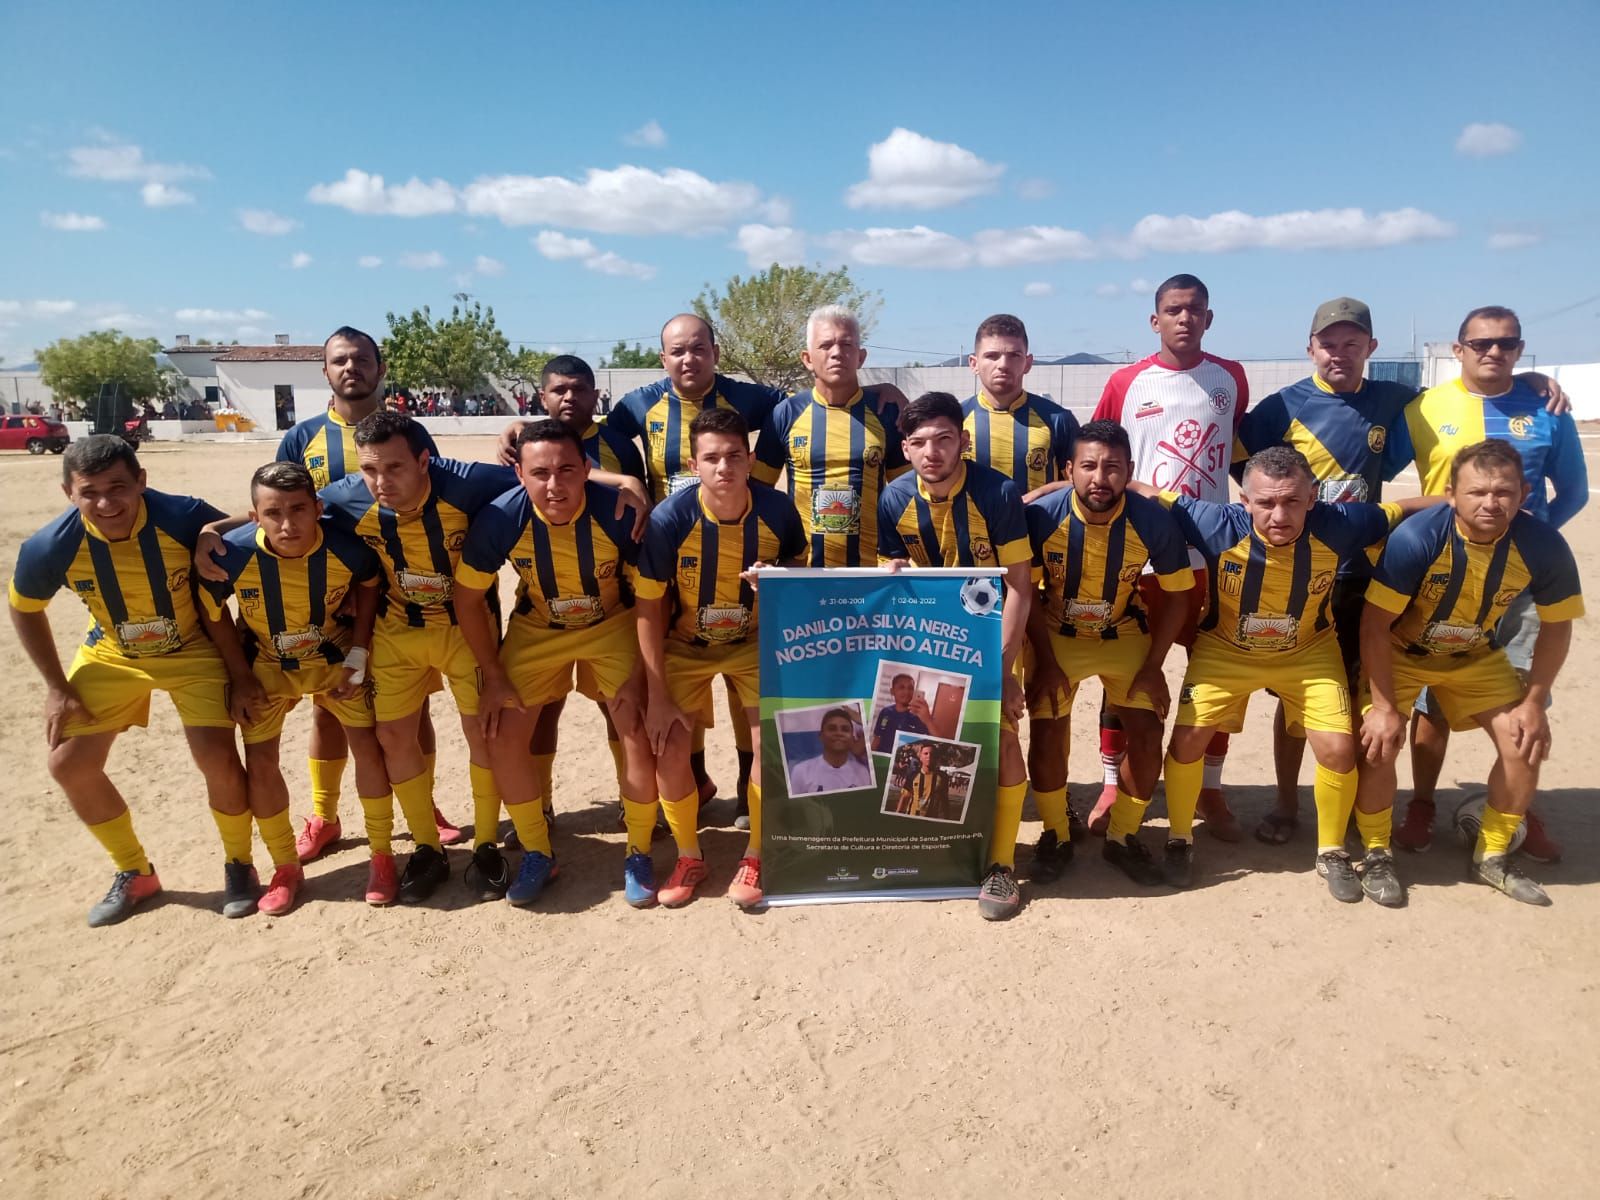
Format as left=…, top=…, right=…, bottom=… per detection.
left=1310, top=297, right=1373, bottom=336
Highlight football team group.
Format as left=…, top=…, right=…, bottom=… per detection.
left=9, top=274, right=1586, bottom=927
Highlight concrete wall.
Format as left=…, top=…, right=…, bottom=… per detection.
left=216, top=360, right=329, bottom=431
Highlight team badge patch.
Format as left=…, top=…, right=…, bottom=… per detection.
left=1508, top=415, right=1534, bottom=440
left=812, top=488, right=861, bottom=535
left=1238, top=612, right=1298, bottom=650
left=396, top=569, right=451, bottom=606
left=1209, top=388, right=1232, bottom=415
left=972, top=539, right=993, bottom=562
left=1026, top=447, right=1047, bottom=472
left=549, top=595, right=605, bottom=627
left=696, top=605, right=750, bottom=644
left=863, top=445, right=885, bottom=470
left=272, top=626, right=326, bottom=660
left=1367, top=425, right=1387, bottom=453
left=115, top=617, right=181, bottom=657
left=1418, top=620, right=1481, bottom=654
left=1309, top=571, right=1334, bottom=595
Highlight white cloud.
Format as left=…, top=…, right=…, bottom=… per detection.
left=466, top=165, right=779, bottom=235
left=1487, top=231, right=1541, bottom=251
left=91, top=311, right=156, bottom=332
left=238, top=208, right=299, bottom=236
left=533, top=230, right=654, bottom=279
left=734, top=223, right=806, bottom=268
left=307, top=168, right=458, bottom=216
left=1129, top=277, right=1153, bottom=294
left=175, top=307, right=271, bottom=322
left=1022, top=281, right=1054, bottom=298
left=623, top=119, right=667, bottom=148
left=584, top=251, right=656, bottom=280
left=398, top=250, right=447, bottom=269
left=0, top=299, right=79, bottom=318
left=1124, top=207, right=1454, bottom=253
left=1456, top=122, right=1523, bottom=158
left=357, top=255, right=384, bottom=269
left=972, top=225, right=1097, bottom=267
left=473, top=254, right=506, bottom=275
left=141, top=182, right=194, bottom=207
left=289, top=251, right=313, bottom=269
left=534, top=230, right=597, bottom=260
left=66, top=141, right=208, bottom=185
left=1094, top=283, right=1122, bottom=298
left=823, top=223, right=1096, bottom=270
left=845, top=128, right=1004, bottom=210
left=1016, top=178, right=1055, bottom=201
left=41, top=211, right=105, bottom=231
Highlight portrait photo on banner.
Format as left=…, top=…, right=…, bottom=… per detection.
left=867, top=659, right=971, bottom=753
left=880, top=731, right=979, bottom=825
left=775, top=701, right=876, bottom=797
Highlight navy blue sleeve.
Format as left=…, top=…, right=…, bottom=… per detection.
left=878, top=483, right=910, bottom=561
left=458, top=494, right=522, bottom=581
left=1545, top=412, right=1588, bottom=529
left=1128, top=495, right=1193, bottom=578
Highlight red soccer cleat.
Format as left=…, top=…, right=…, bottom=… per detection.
left=295, top=816, right=342, bottom=863
left=434, top=806, right=465, bottom=846
left=365, top=852, right=399, bottom=906
left=1393, top=799, right=1435, bottom=853
left=658, top=856, right=709, bottom=908
left=727, top=857, right=765, bottom=910
left=258, top=863, right=305, bottom=916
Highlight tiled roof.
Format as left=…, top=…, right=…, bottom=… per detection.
left=209, top=346, right=326, bottom=363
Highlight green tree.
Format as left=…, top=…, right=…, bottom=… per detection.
left=382, top=300, right=511, bottom=393
left=35, top=329, right=163, bottom=417
left=599, top=340, right=661, bottom=369
left=503, top=346, right=554, bottom=394
left=692, top=263, right=881, bottom=393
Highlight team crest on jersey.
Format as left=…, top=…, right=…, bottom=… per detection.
left=549, top=595, right=605, bottom=627
left=116, top=617, right=182, bottom=658
left=972, top=539, right=993, bottom=562
left=1494, top=588, right=1522, bottom=608
left=1026, top=447, right=1047, bottom=472
left=697, top=604, right=750, bottom=644
left=327, top=585, right=348, bottom=610
left=1368, top=426, right=1387, bottom=453
left=396, top=569, right=451, bottom=606
left=1209, top=388, right=1232, bottom=415
left=863, top=445, right=884, bottom=470
left=166, top=567, right=190, bottom=593
left=272, top=626, right=325, bottom=661
left=1310, top=570, right=1333, bottom=594
left=446, top=530, right=466, bottom=551
left=1508, top=415, right=1534, bottom=440
left=1239, top=612, right=1298, bottom=650
left=595, top=559, right=617, bottom=579
left=1119, top=565, right=1142, bottom=584
left=1179, top=685, right=1195, bottom=703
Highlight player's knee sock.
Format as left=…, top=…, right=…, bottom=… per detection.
left=87, top=810, right=150, bottom=875
left=470, top=763, right=502, bottom=849
left=746, top=781, right=763, bottom=852
left=1202, top=733, right=1229, bottom=791
left=307, top=756, right=345, bottom=823
left=360, top=793, right=394, bottom=855
left=422, top=751, right=437, bottom=800
left=392, top=773, right=442, bottom=851
left=212, top=807, right=255, bottom=864
left=257, top=809, right=297, bottom=868
left=1105, top=790, right=1150, bottom=843
left=733, top=714, right=752, bottom=754
left=1034, top=786, right=1071, bottom=841
left=622, top=798, right=659, bottom=857
left=737, top=750, right=754, bottom=802
left=690, top=726, right=709, bottom=787
left=1355, top=806, right=1392, bottom=852
left=532, top=753, right=555, bottom=817
left=989, top=781, right=1026, bottom=869
left=504, top=799, right=552, bottom=857
left=1313, top=764, right=1358, bottom=853
left=660, top=791, right=702, bottom=859
left=1474, top=803, right=1524, bottom=863
left=1100, top=727, right=1126, bottom=789
left=1163, top=755, right=1204, bottom=842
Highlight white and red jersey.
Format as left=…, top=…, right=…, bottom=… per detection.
left=1094, top=352, right=1248, bottom=568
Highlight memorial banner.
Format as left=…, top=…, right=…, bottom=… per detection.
left=757, top=568, right=1004, bottom=905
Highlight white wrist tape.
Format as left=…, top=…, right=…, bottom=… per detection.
left=342, top=646, right=369, bottom=684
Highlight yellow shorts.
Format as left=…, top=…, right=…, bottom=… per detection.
left=63, top=640, right=232, bottom=737
left=1359, top=649, right=1523, bottom=733
left=372, top=620, right=478, bottom=722
left=1177, top=635, right=1351, bottom=735
left=501, top=610, right=639, bottom=708
left=240, top=659, right=375, bottom=745
left=1027, top=631, right=1157, bottom=720
left=665, top=639, right=759, bottom=725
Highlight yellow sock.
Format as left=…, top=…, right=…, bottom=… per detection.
left=1033, top=785, right=1070, bottom=841
left=607, top=739, right=626, bottom=798
left=622, top=797, right=659, bottom=856
left=1354, top=805, right=1392, bottom=852
left=661, top=790, right=701, bottom=858
left=1475, top=803, right=1524, bottom=862
left=212, top=808, right=255, bottom=863
left=1163, top=755, right=1204, bottom=842
left=308, top=756, right=345, bottom=823
left=532, top=753, right=555, bottom=817
left=360, top=793, right=394, bottom=855
left=257, top=809, right=297, bottom=867
left=1314, top=764, right=1358, bottom=852
left=392, top=772, right=442, bottom=851
left=422, top=751, right=437, bottom=797
left=470, top=762, right=502, bottom=848
left=989, top=781, right=1026, bottom=869
left=87, top=810, right=150, bottom=874
left=505, top=800, right=552, bottom=857
left=747, top=780, right=763, bottom=852
left=1105, top=789, right=1151, bottom=843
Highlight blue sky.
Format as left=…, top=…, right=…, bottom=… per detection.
left=4, top=0, right=1598, bottom=369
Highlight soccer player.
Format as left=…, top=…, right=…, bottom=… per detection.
left=198, top=462, right=389, bottom=912
left=870, top=673, right=931, bottom=752
left=636, top=407, right=807, bottom=909
left=896, top=741, right=951, bottom=818
left=318, top=412, right=518, bottom=904
left=10, top=436, right=252, bottom=925
left=1127, top=446, right=1439, bottom=897
left=1356, top=440, right=1582, bottom=906
left=754, top=305, right=911, bottom=569
left=1391, top=307, right=1588, bottom=860
left=878, top=392, right=1032, bottom=920
left=963, top=313, right=1079, bottom=492
left=1091, top=275, right=1249, bottom=840
left=789, top=709, right=874, bottom=793
left=1024, top=420, right=1194, bottom=887
left=454, top=419, right=660, bottom=908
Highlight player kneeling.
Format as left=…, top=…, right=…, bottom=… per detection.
left=455, top=419, right=660, bottom=907
left=637, top=408, right=807, bottom=909
left=1355, top=440, right=1582, bottom=907
left=200, top=462, right=389, bottom=913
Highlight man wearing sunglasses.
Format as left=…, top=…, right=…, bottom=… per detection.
left=1390, top=306, right=1587, bottom=858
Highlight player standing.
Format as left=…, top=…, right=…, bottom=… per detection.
left=963, top=313, right=1078, bottom=492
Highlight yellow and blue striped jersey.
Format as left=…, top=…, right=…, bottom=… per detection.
left=578, top=419, right=646, bottom=484
left=962, top=391, right=1078, bottom=492
left=9, top=490, right=225, bottom=657
left=877, top=460, right=1029, bottom=570
left=1167, top=495, right=1401, bottom=653
left=278, top=407, right=440, bottom=489
left=753, top=388, right=910, bottom=567
left=456, top=481, right=639, bottom=630
left=1366, top=505, right=1583, bottom=658
left=607, top=374, right=785, bottom=502
left=199, top=523, right=380, bottom=669
left=1026, top=489, right=1192, bottom=638
left=1402, top=377, right=1588, bottom=528
left=635, top=484, right=806, bottom=646
left=319, top=457, right=517, bottom=629
left=1234, top=375, right=1416, bottom=504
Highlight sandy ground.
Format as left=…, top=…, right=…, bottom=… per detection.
left=1, top=436, right=1597, bottom=1200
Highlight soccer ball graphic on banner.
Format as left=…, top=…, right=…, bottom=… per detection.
left=1452, top=793, right=1528, bottom=853
left=961, top=577, right=999, bottom=616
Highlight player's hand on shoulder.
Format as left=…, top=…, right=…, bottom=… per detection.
left=614, top=477, right=652, bottom=541
left=194, top=526, right=230, bottom=583
left=496, top=420, right=529, bottom=466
